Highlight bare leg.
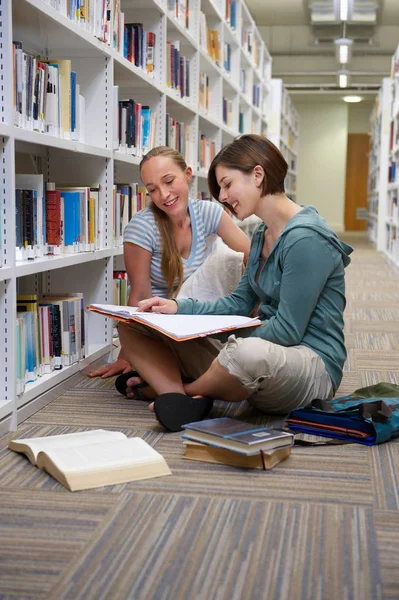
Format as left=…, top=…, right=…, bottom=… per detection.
left=184, top=359, right=249, bottom=403
left=118, top=326, right=185, bottom=396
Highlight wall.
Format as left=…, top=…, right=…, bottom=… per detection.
left=348, top=103, right=371, bottom=133
left=294, top=101, right=349, bottom=232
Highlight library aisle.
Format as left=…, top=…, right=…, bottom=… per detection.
left=0, top=232, right=398, bottom=599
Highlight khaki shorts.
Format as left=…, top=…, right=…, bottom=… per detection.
left=119, top=322, right=334, bottom=415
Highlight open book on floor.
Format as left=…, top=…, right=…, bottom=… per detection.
left=182, top=417, right=294, bottom=456
left=8, top=429, right=171, bottom=491
left=183, top=441, right=292, bottom=470
left=87, top=303, right=261, bottom=342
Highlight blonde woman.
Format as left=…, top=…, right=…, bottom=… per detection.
left=88, top=146, right=250, bottom=395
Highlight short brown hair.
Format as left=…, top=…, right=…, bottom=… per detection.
left=208, top=134, right=288, bottom=202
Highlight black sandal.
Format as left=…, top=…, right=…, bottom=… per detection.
left=153, top=393, right=214, bottom=432
left=114, top=371, right=149, bottom=400
left=115, top=371, right=195, bottom=401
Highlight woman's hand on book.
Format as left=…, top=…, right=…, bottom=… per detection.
left=137, top=297, right=178, bottom=314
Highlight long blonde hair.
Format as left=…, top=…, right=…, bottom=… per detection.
left=139, top=147, right=189, bottom=298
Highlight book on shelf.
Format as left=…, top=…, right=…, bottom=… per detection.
left=183, top=441, right=292, bottom=470
left=182, top=417, right=294, bottom=455
left=8, top=429, right=171, bottom=491
left=87, top=303, right=262, bottom=342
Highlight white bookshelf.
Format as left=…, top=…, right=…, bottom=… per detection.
left=267, top=79, right=299, bottom=202
left=0, top=0, right=271, bottom=433
left=384, top=45, right=399, bottom=266
left=367, top=78, right=391, bottom=252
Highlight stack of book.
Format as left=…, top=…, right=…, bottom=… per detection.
left=182, top=418, right=294, bottom=470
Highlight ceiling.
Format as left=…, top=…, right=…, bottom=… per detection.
left=246, top=0, right=399, bottom=101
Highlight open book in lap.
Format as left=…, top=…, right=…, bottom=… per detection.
left=88, top=304, right=261, bottom=342
left=8, top=430, right=171, bottom=491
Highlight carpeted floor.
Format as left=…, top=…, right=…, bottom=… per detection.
left=1, top=233, right=399, bottom=599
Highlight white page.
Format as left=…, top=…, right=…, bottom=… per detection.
left=13, top=430, right=126, bottom=462
left=89, top=304, right=261, bottom=339
left=43, top=437, right=164, bottom=473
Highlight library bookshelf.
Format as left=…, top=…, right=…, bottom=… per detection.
left=267, top=79, right=299, bottom=202
left=384, top=44, right=399, bottom=266
left=367, top=78, right=391, bottom=252
left=0, top=0, right=271, bottom=433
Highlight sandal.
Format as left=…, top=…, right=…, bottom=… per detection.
left=115, top=370, right=194, bottom=400
left=153, top=393, right=214, bottom=432
left=115, top=370, right=150, bottom=401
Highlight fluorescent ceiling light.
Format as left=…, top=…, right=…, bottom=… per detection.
left=343, top=95, right=363, bottom=103
left=337, top=70, right=350, bottom=88
left=340, top=0, right=349, bottom=21
left=334, top=38, right=353, bottom=65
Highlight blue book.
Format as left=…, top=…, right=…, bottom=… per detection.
left=141, top=106, right=151, bottom=154
left=70, top=71, right=76, bottom=134
left=61, top=191, right=80, bottom=248
left=231, top=1, right=236, bottom=29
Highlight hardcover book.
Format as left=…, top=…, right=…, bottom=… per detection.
left=183, top=441, right=292, bottom=470
left=9, top=429, right=171, bottom=491
left=182, top=417, right=294, bottom=455
left=87, top=303, right=261, bottom=342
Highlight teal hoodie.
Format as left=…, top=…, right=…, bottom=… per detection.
left=176, top=206, right=353, bottom=392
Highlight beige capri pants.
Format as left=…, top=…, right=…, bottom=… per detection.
left=119, top=321, right=334, bottom=414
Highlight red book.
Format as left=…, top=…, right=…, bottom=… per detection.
left=46, top=187, right=62, bottom=248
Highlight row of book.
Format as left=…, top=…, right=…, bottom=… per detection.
left=389, top=118, right=399, bottom=152
left=166, top=42, right=191, bottom=100
left=113, top=184, right=147, bottom=247
left=15, top=176, right=104, bottom=260
left=225, top=0, right=237, bottom=30
left=114, top=92, right=157, bottom=156
left=199, top=135, right=216, bottom=170
left=13, top=45, right=85, bottom=141
left=223, top=97, right=233, bottom=128
left=165, top=116, right=192, bottom=164
left=388, top=161, right=397, bottom=183
left=167, top=0, right=190, bottom=29
left=16, top=293, right=86, bottom=395
left=113, top=271, right=129, bottom=307
left=123, top=25, right=155, bottom=76
left=43, top=0, right=127, bottom=53
left=199, top=73, right=209, bottom=112
left=241, top=29, right=261, bottom=69
left=388, top=190, right=398, bottom=221
left=199, top=16, right=221, bottom=67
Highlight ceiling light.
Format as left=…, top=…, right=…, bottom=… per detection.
left=334, top=38, right=353, bottom=64
left=343, top=95, right=363, bottom=103
left=340, top=0, right=349, bottom=21
left=337, top=70, right=350, bottom=88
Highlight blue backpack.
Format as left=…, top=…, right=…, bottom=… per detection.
left=287, top=383, right=399, bottom=445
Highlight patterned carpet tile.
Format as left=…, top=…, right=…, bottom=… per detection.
left=1, top=420, right=375, bottom=506
left=352, top=333, right=399, bottom=351
left=117, top=435, right=374, bottom=506
left=0, top=489, right=117, bottom=599
left=369, top=443, right=399, bottom=510
left=374, top=510, right=399, bottom=599
left=344, top=320, right=399, bottom=333
left=345, top=349, right=399, bottom=372
left=49, top=493, right=383, bottom=600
